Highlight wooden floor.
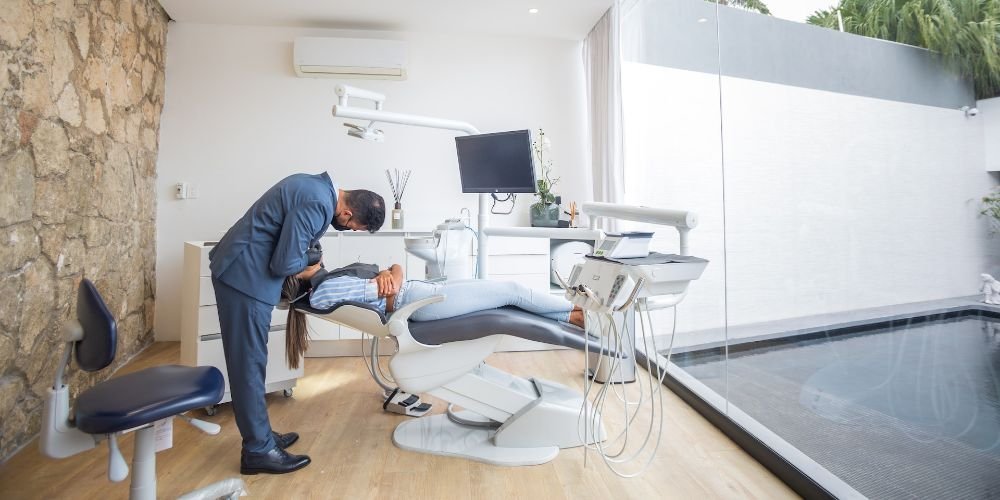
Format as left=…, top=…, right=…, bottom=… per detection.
left=0, top=342, right=797, bottom=499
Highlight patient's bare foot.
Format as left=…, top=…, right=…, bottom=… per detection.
left=569, top=307, right=585, bottom=329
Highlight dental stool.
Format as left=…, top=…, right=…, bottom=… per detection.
left=291, top=294, right=616, bottom=466
left=41, top=279, right=226, bottom=500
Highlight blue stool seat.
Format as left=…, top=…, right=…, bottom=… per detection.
left=76, top=365, right=225, bottom=435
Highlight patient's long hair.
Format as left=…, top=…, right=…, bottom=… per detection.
left=282, top=276, right=309, bottom=369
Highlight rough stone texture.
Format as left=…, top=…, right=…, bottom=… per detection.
left=0, top=151, right=35, bottom=226
left=0, top=0, right=168, bottom=461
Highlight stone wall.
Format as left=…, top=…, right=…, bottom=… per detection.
left=0, top=0, right=169, bottom=461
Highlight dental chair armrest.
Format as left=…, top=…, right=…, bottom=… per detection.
left=387, top=295, right=445, bottom=332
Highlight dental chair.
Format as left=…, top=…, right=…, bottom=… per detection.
left=289, top=293, right=614, bottom=466
left=41, top=279, right=226, bottom=500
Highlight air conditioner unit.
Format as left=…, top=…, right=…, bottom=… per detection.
left=293, top=37, right=407, bottom=80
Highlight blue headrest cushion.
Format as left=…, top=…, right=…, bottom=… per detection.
left=75, top=279, right=117, bottom=372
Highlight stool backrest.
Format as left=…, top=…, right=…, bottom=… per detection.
left=75, top=278, right=117, bottom=372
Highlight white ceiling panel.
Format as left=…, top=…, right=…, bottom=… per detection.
left=156, top=0, right=614, bottom=40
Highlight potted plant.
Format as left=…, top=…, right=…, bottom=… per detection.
left=983, top=187, right=1000, bottom=234
left=530, top=129, right=561, bottom=227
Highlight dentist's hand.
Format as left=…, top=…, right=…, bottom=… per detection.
left=295, top=262, right=322, bottom=280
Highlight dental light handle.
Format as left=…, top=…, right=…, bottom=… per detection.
left=108, top=433, right=128, bottom=482
left=179, top=414, right=221, bottom=435
left=335, top=84, right=385, bottom=109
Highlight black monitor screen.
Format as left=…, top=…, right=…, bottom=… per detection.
left=455, top=130, right=537, bottom=193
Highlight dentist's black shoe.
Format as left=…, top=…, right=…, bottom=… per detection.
left=240, top=446, right=311, bottom=475
left=273, top=430, right=299, bottom=449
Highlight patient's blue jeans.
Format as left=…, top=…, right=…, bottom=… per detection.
left=395, top=279, right=572, bottom=322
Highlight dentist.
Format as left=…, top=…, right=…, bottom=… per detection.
left=209, top=172, right=385, bottom=475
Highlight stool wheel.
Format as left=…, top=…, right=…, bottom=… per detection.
left=282, top=388, right=294, bottom=398
left=204, top=405, right=217, bottom=416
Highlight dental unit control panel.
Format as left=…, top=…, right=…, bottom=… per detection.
left=561, top=253, right=708, bottom=313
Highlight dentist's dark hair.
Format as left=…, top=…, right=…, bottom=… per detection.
left=344, top=189, right=386, bottom=233
left=282, top=276, right=309, bottom=369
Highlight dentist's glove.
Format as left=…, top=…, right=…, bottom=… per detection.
left=306, top=240, right=323, bottom=267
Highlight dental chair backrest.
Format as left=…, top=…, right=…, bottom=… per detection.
left=74, top=278, right=118, bottom=372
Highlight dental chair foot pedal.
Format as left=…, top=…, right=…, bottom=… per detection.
left=383, top=388, right=432, bottom=417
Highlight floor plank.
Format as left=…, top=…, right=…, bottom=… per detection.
left=0, top=342, right=798, bottom=499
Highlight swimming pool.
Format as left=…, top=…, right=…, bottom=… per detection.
left=669, top=309, right=1000, bottom=499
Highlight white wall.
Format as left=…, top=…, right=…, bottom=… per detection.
left=154, top=24, right=589, bottom=340
left=981, top=97, right=1000, bottom=172
left=624, top=62, right=999, bottom=335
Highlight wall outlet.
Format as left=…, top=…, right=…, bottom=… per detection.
left=175, top=182, right=199, bottom=199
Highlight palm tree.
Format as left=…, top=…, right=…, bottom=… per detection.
left=711, top=0, right=773, bottom=15
left=808, top=0, right=1000, bottom=99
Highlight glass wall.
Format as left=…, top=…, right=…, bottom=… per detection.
left=622, top=0, right=1000, bottom=497
left=620, top=0, right=730, bottom=412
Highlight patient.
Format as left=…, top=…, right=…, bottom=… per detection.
left=281, top=263, right=584, bottom=367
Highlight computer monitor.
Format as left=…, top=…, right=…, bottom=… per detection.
left=455, top=130, right=537, bottom=194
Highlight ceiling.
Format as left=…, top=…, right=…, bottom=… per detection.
left=156, top=0, right=614, bottom=40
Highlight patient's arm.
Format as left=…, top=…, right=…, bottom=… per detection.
left=389, top=264, right=404, bottom=290
left=373, top=264, right=405, bottom=297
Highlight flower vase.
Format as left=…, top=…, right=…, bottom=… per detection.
left=530, top=202, right=560, bottom=228
left=392, top=202, right=404, bottom=229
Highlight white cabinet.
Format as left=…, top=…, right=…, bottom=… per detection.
left=479, top=236, right=550, bottom=290
left=181, top=242, right=304, bottom=404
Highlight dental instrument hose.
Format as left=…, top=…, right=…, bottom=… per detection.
left=578, top=301, right=677, bottom=478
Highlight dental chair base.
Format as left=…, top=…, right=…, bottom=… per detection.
left=393, top=363, right=604, bottom=466
left=292, top=299, right=618, bottom=467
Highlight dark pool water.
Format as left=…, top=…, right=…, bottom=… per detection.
left=671, top=311, right=1000, bottom=499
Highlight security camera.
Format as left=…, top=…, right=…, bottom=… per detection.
left=961, top=105, right=979, bottom=117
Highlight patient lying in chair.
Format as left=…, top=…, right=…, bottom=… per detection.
left=280, top=262, right=584, bottom=367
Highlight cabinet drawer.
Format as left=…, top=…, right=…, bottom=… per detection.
left=200, top=246, right=213, bottom=277
left=199, top=277, right=216, bottom=306
left=479, top=237, right=548, bottom=255
left=337, top=234, right=406, bottom=269
left=488, top=255, right=548, bottom=275
left=197, top=331, right=303, bottom=392
left=197, top=305, right=287, bottom=336
left=488, top=273, right=550, bottom=291
left=306, top=315, right=340, bottom=341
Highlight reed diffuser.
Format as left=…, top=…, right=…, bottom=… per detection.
left=386, top=168, right=412, bottom=229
